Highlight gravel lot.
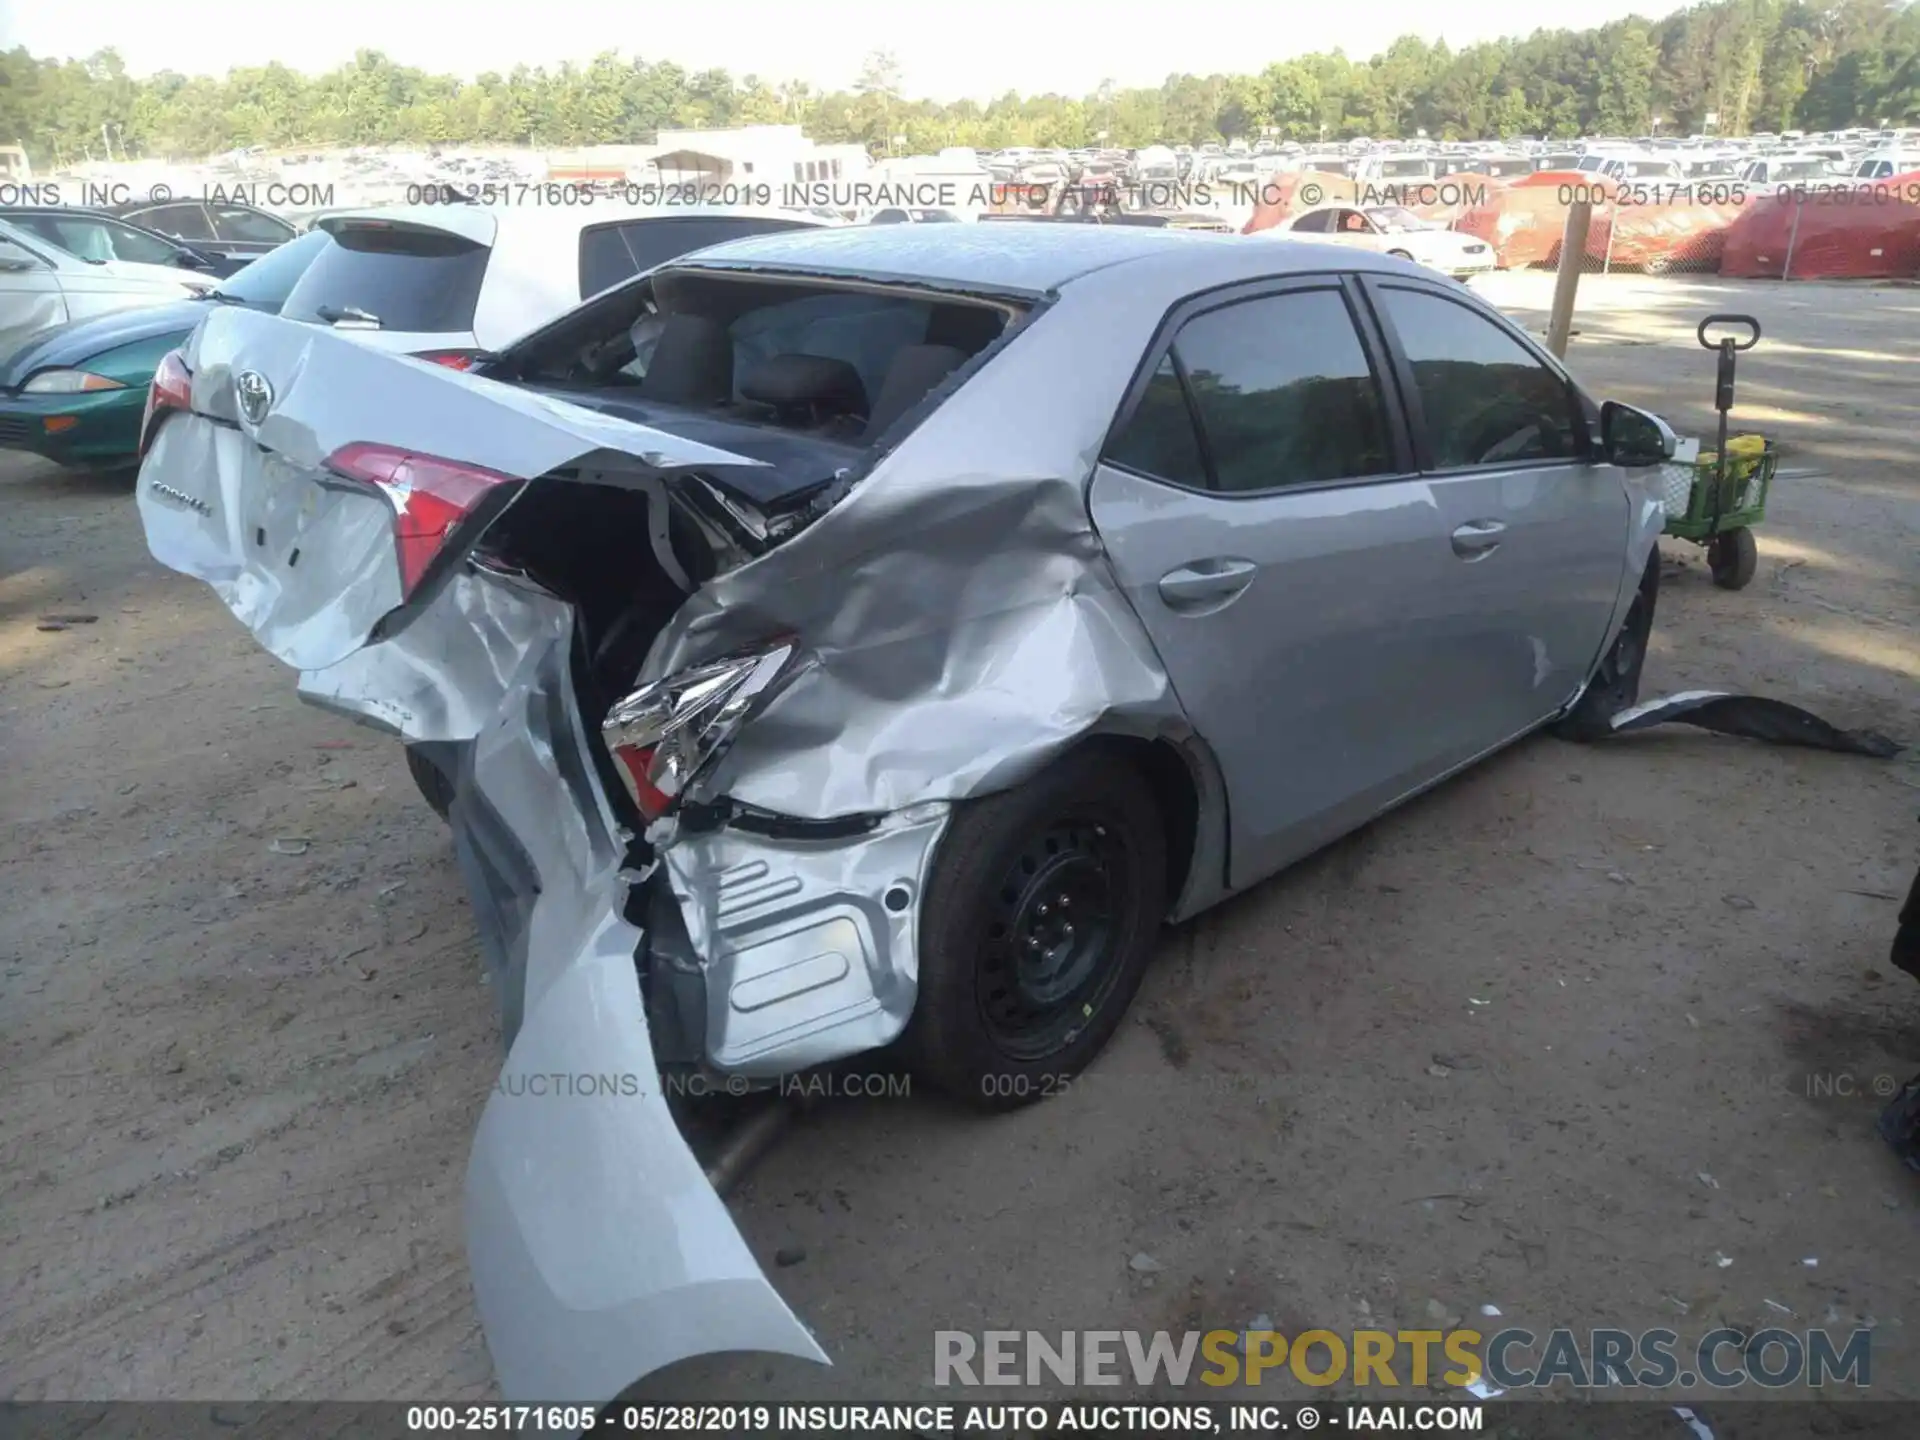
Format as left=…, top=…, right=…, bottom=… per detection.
left=2, top=272, right=1917, bottom=1408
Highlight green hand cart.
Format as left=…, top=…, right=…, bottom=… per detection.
left=1657, top=313, right=1777, bottom=591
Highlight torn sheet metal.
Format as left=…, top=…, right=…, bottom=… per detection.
left=636, top=278, right=1200, bottom=822
left=660, top=804, right=951, bottom=1076
left=298, top=565, right=569, bottom=741
left=1604, top=690, right=1901, bottom=757
left=457, top=606, right=826, bottom=1403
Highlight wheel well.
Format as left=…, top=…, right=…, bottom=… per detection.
left=1072, top=735, right=1199, bottom=909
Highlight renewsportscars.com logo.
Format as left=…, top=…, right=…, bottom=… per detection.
left=934, top=1327, right=1872, bottom=1391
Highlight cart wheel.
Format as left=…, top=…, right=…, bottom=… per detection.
left=1709, top=527, right=1758, bottom=590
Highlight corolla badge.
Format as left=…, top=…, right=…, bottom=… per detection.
left=234, top=369, right=274, bottom=425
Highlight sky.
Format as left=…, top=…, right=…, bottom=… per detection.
left=0, top=0, right=1688, bottom=103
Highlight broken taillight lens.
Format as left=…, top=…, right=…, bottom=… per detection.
left=323, top=441, right=516, bottom=597
left=602, top=642, right=798, bottom=821
left=414, top=348, right=487, bottom=371
left=139, top=348, right=193, bottom=456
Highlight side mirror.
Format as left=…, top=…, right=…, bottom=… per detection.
left=1600, top=400, right=1676, bottom=468
left=175, top=249, right=217, bottom=271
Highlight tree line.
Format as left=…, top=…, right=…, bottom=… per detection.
left=2, top=0, right=1915, bottom=167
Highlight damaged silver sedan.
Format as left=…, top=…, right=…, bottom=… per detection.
left=134, top=223, right=1674, bottom=1402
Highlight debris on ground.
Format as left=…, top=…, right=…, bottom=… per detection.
left=1128, top=1252, right=1163, bottom=1274
left=1605, top=691, right=1900, bottom=758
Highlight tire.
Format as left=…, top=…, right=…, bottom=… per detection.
left=907, top=746, right=1166, bottom=1109
left=1552, top=552, right=1659, bottom=741
left=1709, top=526, right=1758, bottom=590
left=405, top=745, right=455, bottom=821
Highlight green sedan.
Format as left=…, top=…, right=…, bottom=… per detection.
left=0, top=229, right=328, bottom=471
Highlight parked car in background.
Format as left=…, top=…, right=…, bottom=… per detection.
left=136, top=223, right=1672, bottom=1406
left=0, top=206, right=243, bottom=278
left=111, top=199, right=300, bottom=268
left=276, top=204, right=833, bottom=362
left=1738, top=153, right=1846, bottom=185
left=0, top=216, right=215, bottom=357
left=1853, top=148, right=1920, bottom=180
left=1276, top=204, right=1495, bottom=278
left=0, top=229, right=330, bottom=471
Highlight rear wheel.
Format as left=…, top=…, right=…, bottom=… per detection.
left=1709, top=526, right=1757, bottom=590
left=908, top=748, right=1166, bottom=1109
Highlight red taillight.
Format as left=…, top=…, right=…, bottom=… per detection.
left=324, top=441, right=515, bottom=596
left=415, top=349, right=485, bottom=371
left=611, top=744, right=673, bottom=820
left=140, top=348, right=193, bottom=456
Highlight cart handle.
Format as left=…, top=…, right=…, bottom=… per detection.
left=1698, top=314, right=1761, bottom=350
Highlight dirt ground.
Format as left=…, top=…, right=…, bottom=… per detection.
left=2, top=272, right=1917, bottom=1408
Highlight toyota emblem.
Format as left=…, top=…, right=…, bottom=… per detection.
left=235, top=369, right=273, bottom=425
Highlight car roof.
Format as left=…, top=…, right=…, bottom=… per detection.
left=666, top=221, right=1286, bottom=295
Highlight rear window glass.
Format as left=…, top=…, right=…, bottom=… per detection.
left=577, top=217, right=815, bottom=297
left=281, top=223, right=490, bottom=333
left=213, top=229, right=333, bottom=308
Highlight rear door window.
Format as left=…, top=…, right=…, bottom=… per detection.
left=1172, top=289, right=1395, bottom=493
left=1105, top=357, right=1209, bottom=488
left=1106, top=287, right=1396, bottom=494
left=281, top=222, right=490, bottom=332
left=577, top=216, right=816, bottom=297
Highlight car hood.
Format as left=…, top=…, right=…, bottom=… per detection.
left=0, top=299, right=211, bottom=389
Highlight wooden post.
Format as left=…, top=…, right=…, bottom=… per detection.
left=1546, top=197, right=1593, bottom=359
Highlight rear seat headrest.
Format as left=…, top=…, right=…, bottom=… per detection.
left=739, top=354, right=868, bottom=416
left=636, top=313, right=733, bottom=407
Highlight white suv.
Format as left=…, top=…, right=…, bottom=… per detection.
left=275, top=205, right=836, bottom=364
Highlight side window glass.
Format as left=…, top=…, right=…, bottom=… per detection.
left=211, top=206, right=294, bottom=243
left=1376, top=286, right=1577, bottom=467
left=578, top=225, right=635, bottom=296
left=1291, top=209, right=1331, bottom=233
left=140, top=204, right=216, bottom=241
left=1171, top=290, right=1394, bottom=492
left=1106, top=356, right=1208, bottom=488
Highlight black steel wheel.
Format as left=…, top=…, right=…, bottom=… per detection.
left=977, top=816, right=1127, bottom=1060
left=909, top=746, right=1166, bottom=1108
